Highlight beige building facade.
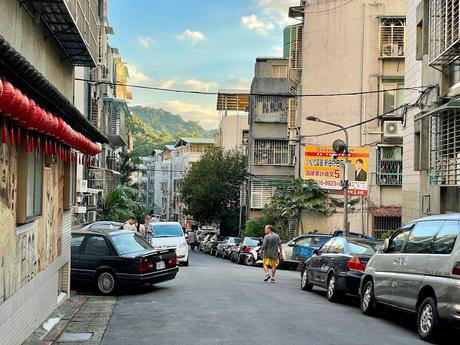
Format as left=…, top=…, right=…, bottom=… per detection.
left=295, top=0, right=406, bottom=237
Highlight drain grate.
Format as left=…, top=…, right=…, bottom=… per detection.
left=57, top=332, right=93, bottom=342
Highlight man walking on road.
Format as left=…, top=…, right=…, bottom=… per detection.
left=261, top=225, right=282, bottom=283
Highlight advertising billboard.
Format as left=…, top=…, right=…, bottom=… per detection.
left=304, top=145, right=370, bottom=196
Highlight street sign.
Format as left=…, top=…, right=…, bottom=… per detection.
left=303, top=145, right=370, bottom=196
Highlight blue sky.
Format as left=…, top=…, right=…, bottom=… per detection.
left=109, top=0, right=299, bottom=129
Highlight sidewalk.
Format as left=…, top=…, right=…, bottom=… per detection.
left=22, top=294, right=116, bottom=345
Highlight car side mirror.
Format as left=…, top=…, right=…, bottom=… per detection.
left=382, top=238, right=390, bottom=253
left=287, top=242, right=295, bottom=247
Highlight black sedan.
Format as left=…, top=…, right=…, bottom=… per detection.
left=71, top=229, right=179, bottom=294
left=299, top=236, right=379, bottom=302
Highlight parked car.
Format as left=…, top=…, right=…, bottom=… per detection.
left=360, top=214, right=460, bottom=341
left=205, top=235, right=227, bottom=255
left=300, top=236, right=380, bottom=302
left=231, top=237, right=262, bottom=266
left=281, top=234, right=331, bottom=268
left=199, top=233, right=215, bottom=252
left=216, top=237, right=241, bottom=258
left=81, top=221, right=123, bottom=230
left=150, top=222, right=190, bottom=266
left=332, top=230, right=375, bottom=240
left=71, top=228, right=178, bottom=294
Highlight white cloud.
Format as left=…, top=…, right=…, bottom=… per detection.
left=126, top=64, right=150, bottom=84
left=241, top=15, right=274, bottom=35
left=136, top=36, right=152, bottom=49
left=177, top=29, right=206, bottom=42
left=227, top=76, right=251, bottom=89
left=184, top=79, right=218, bottom=91
left=154, top=100, right=217, bottom=129
left=273, top=46, right=283, bottom=55
left=159, top=80, right=175, bottom=89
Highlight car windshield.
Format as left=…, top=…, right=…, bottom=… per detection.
left=244, top=238, right=260, bottom=247
left=152, top=223, right=184, bottom=238
left=348, top=240, right=379, bottom=255
left=111, top=233, right=152, bottom=255
left=296, top=237, right=329, bottom=248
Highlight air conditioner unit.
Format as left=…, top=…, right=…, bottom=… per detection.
left=382, top=44, right=400, bottom=57
left=87, top=211, right=97, bottom=222
left=383, top=121, right=403, bottom=139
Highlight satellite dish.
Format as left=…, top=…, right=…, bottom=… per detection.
left=332, top=139, right=348, bottom=154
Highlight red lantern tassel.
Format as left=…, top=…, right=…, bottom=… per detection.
left=2, top=121, right=7, bottom=144
left=9, top=127, right=14, bottom=146
left=16, top=127, right=21, bottom=147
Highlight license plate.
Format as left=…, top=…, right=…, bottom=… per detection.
left=156, top=261, right=165, bottom=270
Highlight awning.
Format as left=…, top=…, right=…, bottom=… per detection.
left=0, top=35, right=108, bottom=144
left=415, top=98, right=460, bottom=122
left=369, top=207, right=401, bottom=217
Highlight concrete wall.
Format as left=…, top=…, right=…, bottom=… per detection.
left=219, top=115, right=248, bottom=151
left=299, top=0, right=405, bottom=234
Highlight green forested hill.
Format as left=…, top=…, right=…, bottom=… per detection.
left=128, top=106, right=214, bottom=156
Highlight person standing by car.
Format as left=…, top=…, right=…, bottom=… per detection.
left=143, top=215, right=154, bottom=243
left=188, top=229, right=198, bottom=251
left=261, top=225, right=282, bottom=283
left=123, top=216, right=137, bottom=231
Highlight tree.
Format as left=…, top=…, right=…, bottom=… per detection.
left=119, top=151, right=140, bottom=187
left=98, top=186, right=147, bottom=223
left=262, top=179, right=333, bottom=240
left=180, top=147, right=246, bottom=236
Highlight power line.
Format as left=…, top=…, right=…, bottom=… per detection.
left=74, top=77, right=432, bottom=98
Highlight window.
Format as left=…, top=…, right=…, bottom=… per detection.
left=374, top=216, right=402, bottom=239
left=71, top=234, right=85, bottom=254
left=16, top=145, right=43, bottom=223
left=382, top=80, right=404, bottom=115
left=387, top=229, right=411, bottom=253
left=254, top=96, right=288, bottom=123
left=428, top=0, right=460, bottom=66
left=242, top=130, right=249, bottom=145
left=250, top=182, right=276, bottom=209
left=272, top=65, right=287, bottom=78
left=253, top=139, right=293, bottom=166
left=318, top=238, right=334, bottom=254
left=376, top=146, right=402, bottom=185
left=83, top=236, right=112, bottom=256
left=433, top=221, right=460, bottom=254
left=348, top=240, right=378, bottom=256
left=111, top=233, right=151, bottom=255
left=329, top=238, right=346, bottom=254
left=405, top=221, right=444, bottom=254
left=379, top=17, right=405, bottom=57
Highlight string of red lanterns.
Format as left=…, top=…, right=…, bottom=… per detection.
left=0, top=78, right=101, bottom=164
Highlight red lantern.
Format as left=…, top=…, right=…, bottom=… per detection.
left=13, top=93, right=30, bottom=122
left=23, top=99, right=36, bottom=126
left=5, top=88, right=23, bottom=118
left=0, top=81, right=16, bottom=115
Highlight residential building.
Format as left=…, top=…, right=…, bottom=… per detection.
left=215, top=90, right=250, bottom=151
left=293, top=0, right=405, bottom=237
left=402, top=1, right=460, bottom=222
left=73, top=0, right=131, bottom=224
left=150, top=138, right=214, bottom=224
left=0, top=0, right=107, bottom=344
left=247, top=58, right=295, bottom=219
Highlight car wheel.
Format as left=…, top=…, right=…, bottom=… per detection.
left=361, top=280, right=378, bottom=316
left=244, top=255, right=255, bottom=266
left=417, top=297, right=439, bottom=341
left=237, top=255, right=244, bottom=265
left=96, top=271, right=117, bottom=295
left=183, top=259, right=189, bottom=266
left=326, top=274, right=341, bottom=302
left=301, top=267, right=313, bottom=291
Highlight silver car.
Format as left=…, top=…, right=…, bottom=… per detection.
left=360, top=214, right=460, bottom=341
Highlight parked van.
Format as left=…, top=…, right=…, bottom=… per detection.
left=360, top=214, right=460, bottom=341
left=151, top=222, right=189, bottom=266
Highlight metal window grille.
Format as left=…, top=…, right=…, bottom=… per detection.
left=373, top=216, right=402, bottom=239
left=250, top=182, right=276, bottom=209
left=379, top=18, right=406, bottom=57
left=429, top=0, right=460, bottom=65
left=253, top=139, right=293, bottom=166
left=254, top=96, right=288, bottom=123
left=376, top=146, right=403, bottom=185
left=288, top=98, right=297, bottom=128
left=431, top=109, right=460, bottom=185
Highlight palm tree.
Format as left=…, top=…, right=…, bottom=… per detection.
left=98, top=186, right=146, bottom=222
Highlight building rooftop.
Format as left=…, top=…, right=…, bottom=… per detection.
left=175, top=137, right=214, bottom=147
left=217, top=90, right=250, bottom=111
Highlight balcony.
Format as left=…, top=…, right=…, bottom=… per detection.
left=102, top=97, right=128, bottom=147
left=22, top=0, right=98, bottom=66
left=106, top=156, right=120, bottom=171
left=88, top=168, right=121, bottom=194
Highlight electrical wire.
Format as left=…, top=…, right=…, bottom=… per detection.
left=74, top=77, right=433, bottom=98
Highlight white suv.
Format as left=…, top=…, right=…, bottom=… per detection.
left=150, top=222, right=189, bottom=266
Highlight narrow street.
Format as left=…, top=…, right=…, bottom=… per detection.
left=93, top=251, right=426, bottom=345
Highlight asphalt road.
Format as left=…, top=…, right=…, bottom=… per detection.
left=99, top=250, right=449, bottom=345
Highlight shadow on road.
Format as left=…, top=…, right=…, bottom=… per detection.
left=71, top=280, right=171, bottom=297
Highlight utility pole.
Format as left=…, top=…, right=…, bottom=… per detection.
left=305, top=116, right=350, bottom=236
